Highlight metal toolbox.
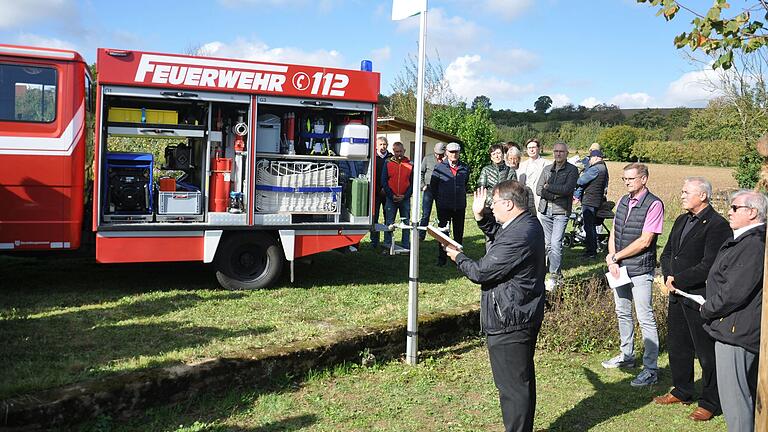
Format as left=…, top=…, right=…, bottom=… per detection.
left=158, top=191, right=201, bottom=215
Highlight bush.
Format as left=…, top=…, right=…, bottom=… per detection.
left=597, top=125, right=641, bottom=161
left=632, top=140, right=738, bottom=167
left=538, top=275, right=668, bottom=353
left=735, top=145, right=762, bottom=188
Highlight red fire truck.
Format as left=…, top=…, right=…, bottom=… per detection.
left=0, top=44, right=379, bottom=289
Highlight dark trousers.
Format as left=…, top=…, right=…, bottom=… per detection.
left=582, top=205, right=598, bottom=255
left=667, top=298, right=721, bottom=414
left=436, top=206, right=465, bottom=265
left=487, top=327, right=539, bottom=432
left=418, top=187, right=434, bottom=239
left=370, top=193, right=386, bottom=247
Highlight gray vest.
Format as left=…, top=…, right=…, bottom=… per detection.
left=614, top=190, right=661, bottom=277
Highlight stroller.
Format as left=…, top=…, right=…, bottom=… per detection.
left=564, top=200, right=615, bottom=253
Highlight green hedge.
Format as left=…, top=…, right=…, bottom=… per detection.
left=632, top=140, right=738, bottom=167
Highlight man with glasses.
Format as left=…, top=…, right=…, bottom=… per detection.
left=445, top=180, right=545, bottom=432
left=700, top=190, right=766, bottom=432
left=656, top=177, right=730, bottom=421
left=431, top=142, right=470, bottom=266
left=535, top=141, right=578, bottom=291
left=418, top=142, right=446, bottom=240
left=603, top=163, right=663, bottom=388
left=519, top=138, right=549, bottom=213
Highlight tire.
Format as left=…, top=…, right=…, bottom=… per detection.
left=215, top=232, right=284, bottom=290
left=563, top=234, right=574, bottom=248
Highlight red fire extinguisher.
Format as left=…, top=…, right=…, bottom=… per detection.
left=209, top=151, right=232, bottom=212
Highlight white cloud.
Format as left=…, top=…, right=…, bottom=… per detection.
left=198, top=38, right=345, bottom=68
left=550, top=94, right=571, bottom=108
left=0, top=0, right=69, bottom=29
left=370, top=46, right=391, bottom=66
left=609, top=92, right=655, bottom=108
left=484, top=48, right=538, bottom=75
left=580, top=97, right=602, bottom=108
left=445, top=54, right=534, bottom=102
left=662, top=69, right=722, bottom=107
left=14, top=33, right=78, bottom=51
left=397, top=8, right=484, bottom=59
left=484, top=0, right=533, bottom=21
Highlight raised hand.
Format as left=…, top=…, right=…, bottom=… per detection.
left=472, top=187, right=487, bottom=218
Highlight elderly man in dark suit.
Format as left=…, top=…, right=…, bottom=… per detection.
left=446, top=180, right=546, bottom=432
left=655, top=177, right=731, bottom=422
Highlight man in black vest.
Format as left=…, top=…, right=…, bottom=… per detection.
left=603, top=163, right=664, bottom=387
left=655, top=177, right=730, bottom=421
left=446, top=180, right=545, bottom=432
left=574, top=149, right=609, bottom=259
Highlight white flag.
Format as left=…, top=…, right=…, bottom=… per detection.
left=392, top=0, right=426, bottom=20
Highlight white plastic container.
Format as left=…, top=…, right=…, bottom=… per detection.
left=158, top=191, right=202, bottom=214
left=334, top=120, right=369, bottom=158
left=256, top=114, right=281, bottom=153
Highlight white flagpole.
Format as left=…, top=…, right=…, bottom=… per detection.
left=406, top=1, right=428, bottom=365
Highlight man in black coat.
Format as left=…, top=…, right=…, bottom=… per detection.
left=446, top=180, right=546, bottom=432
left=701, top=190, right=766, bottom=432
left=656, top=177, right=731, bottom=422
left=370, top=136, right=392, bottom=248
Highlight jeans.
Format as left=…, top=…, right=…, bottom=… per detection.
left=612, top=273, right=659, bottom=371
left=582, top=205, right=598, bottom=255
left=539, top=213, right=568, bottom=275
left=418, top=187, right=435, bottom=239
left=384, top=197, right=411, bottom=249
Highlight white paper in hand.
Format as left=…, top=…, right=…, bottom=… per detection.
left=673, top=290, right=706, bottom=305
left=605, top=266, right=631, bottom=289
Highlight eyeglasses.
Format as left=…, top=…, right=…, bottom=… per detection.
left=491, top=198, right=511, bottom=207
left=730, top=205, right=752, bottom=212
left=447, top=150, right=459, bottom=154
left=621, top=177, right=638, bottom=182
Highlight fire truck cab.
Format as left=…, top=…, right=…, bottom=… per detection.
left=0, top=44, right=380, bottom=290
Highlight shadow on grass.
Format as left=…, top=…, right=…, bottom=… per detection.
left=547, top=366, right=671, bottom=432
left=0, top=257, right=221, bottom=313
left=0, top=290, right=273, bottom=398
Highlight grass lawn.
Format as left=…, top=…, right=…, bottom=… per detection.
left=86, top=339, right=726, bottom=432
left=0, top=162, right=738, bottom=404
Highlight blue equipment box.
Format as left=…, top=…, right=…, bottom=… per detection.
left=103, top=152, right=154, bottom=222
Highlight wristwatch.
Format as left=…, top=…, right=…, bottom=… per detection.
left=611, top=254, right=618, bottom=264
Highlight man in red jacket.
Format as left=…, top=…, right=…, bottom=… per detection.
left=381, top=141, right=413, bottom=251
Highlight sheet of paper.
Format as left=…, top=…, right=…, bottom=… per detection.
left=673, top=289, right=706, bottom=305
left=605, top=266, right=631, bottom=288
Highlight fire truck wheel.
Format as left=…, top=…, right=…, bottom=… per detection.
left=215, top=233, right=284, bottom=290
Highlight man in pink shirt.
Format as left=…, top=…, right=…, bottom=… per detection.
left=602, top=163, right=664, bottom=388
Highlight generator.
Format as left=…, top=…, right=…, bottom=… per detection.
left=103, top=152, right=154, bottom=222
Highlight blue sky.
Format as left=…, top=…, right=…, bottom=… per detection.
left=0, top=0, right=722, bottom=110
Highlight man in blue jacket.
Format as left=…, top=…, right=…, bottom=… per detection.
left=701, top=190, right=766, bottom=432
left=431, top=142, right=470, bottom=266
left=446, top=180, right=546, bottom=432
